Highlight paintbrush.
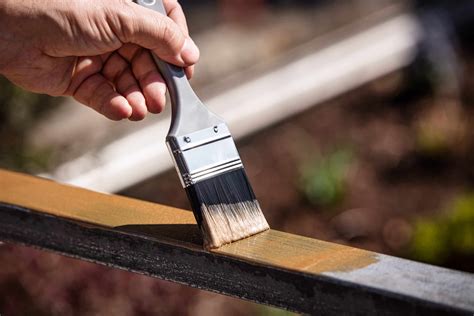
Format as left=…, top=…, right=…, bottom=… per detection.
left=135, top=0, right=269, bottom=249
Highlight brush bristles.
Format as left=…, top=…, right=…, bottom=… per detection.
left=201, top=200, right=269, bottom=248
left=185, top=168, right=269, bottom=249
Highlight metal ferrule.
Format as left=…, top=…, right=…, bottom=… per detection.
left=166, top=123, right=243, bottom=188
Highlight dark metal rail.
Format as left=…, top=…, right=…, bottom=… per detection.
left=0, top=170, right=473, bottom=315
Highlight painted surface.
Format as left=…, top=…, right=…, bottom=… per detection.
left=0, top=170, right=196, bottom=228
left=215, top=230, right=378, bottom=274
left=0, top=169, right=377, bottom=275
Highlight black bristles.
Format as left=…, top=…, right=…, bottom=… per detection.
left=186, top=168, right=256, bottom=215
left=185, top=168, right=269, bottom=249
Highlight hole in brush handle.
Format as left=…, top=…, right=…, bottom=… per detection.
left=136, top=0, right=165, bottom=15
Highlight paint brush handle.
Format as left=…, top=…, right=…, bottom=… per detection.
left=135, top=0, right=222, bottom=137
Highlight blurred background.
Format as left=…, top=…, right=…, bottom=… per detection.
left=1, top=0, right=474, bottom=315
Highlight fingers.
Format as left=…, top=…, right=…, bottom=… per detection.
left=184, top=65, right=194, bottom=79
left=162, top=0, right=199, bottom=79
left=115, top=2, right=199, bottom=67
left=119, top=44, right=167, bottom=114
left=74, top=72, right=133, bottom=121
left=68, top=50, right=167, bottom=121
left=65, top=1, right=202, bottom=120
left=68, top=56, right=133, bottom=121
left=101, top=52, right=147, bottom=120
left=67, top=56, right=131, bottom=120
left=163, top=0, right=189, bottom=36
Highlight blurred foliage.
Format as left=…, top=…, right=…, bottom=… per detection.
left=414, top=101, right=466, bottom=157
left=298, top=148, right=352, bottom=207
left=0, top=76, right=60, bottom=172
left=416, top=121, right=451, bottom=156
left=411, top=194, right=474, bottom=264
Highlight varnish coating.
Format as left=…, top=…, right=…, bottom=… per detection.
left=0, top=170, right=376, bottom=274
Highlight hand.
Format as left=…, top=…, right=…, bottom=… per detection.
left=0, top=0, right=199, bottom=121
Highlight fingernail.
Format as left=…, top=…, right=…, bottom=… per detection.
left=180, top=38, right=200, bottom=64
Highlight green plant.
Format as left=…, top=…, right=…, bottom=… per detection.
left=414, top=101, right=466, bottom=157
left=298, top=148, right=352, bottom=207
left=411, top=194, right=474, bottom=264
left=0, top=76, right=60, bottom=172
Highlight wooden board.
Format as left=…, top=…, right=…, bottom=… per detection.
left=0, top=169, right=473, bottom=315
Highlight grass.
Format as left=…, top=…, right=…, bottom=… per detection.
left=298, top=147, right=352, bottom=208
left=411, top=193, right=474, bottom=264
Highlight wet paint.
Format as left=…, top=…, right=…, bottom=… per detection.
left=0, top=170, right=196, bottom=228
left=214, top=230, right=378, bottom=274
left=0, top=169, right=377, bottom=274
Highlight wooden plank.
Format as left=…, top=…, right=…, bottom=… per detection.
left=0, top=169, right=473, bottom=315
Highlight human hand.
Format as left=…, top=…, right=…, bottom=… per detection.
left=0, top=0, right=199, bottom=121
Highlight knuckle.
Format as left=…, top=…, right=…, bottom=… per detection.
left=174, top=2, right=183, bottom=12
left=103, top=54, right=128, bottom=83
left=158, top=18, right=183, bottom=53
left=114, top=3, right=137, bottom=41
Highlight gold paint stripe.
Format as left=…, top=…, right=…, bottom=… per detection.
left=0, top=170, right=195, bottom=227
left=214, top=230, right=377, bottom=273
left=0, top=169, right=377, bottom=274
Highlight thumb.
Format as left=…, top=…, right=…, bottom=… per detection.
left=113, top=2, right=199, bottom=66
